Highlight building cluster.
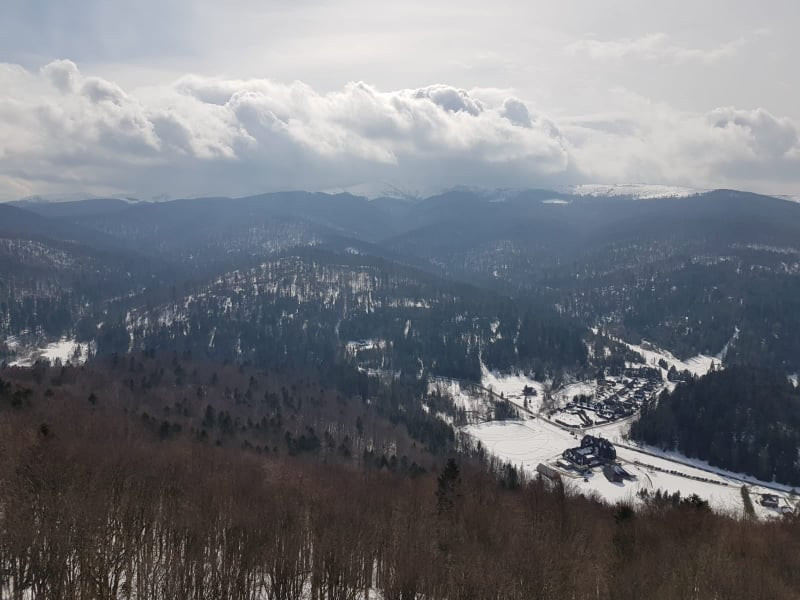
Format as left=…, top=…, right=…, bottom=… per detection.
left=555, top=371, right=662, bottom=428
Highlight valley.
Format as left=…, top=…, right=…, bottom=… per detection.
left=3, top=187, right=800, bottom=511
left=4, top=4, right=800, bottom=596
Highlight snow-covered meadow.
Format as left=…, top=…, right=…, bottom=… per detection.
left=623, top=339, right=716, bottom=377
left=465, top=411, right=797, bottom=518
left=453, top=345, right=799, bottom=519
left=6, top=337, right=90, bottom=367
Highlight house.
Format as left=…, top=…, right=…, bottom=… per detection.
left=563, top=445, right=598, bottom=467
left=581, top=435, right=616, bottom=461
left=522, top=385, right=538, bottom=398
left=562, top=435, right=616, bottom=468
left=760, top=494, right=780, bottom=509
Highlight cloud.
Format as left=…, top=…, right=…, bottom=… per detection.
left=501, top=98, right=532, bottom=128
left=0, top=61, right=569, bottom=199
left=0, top=60, right=799, bottom=201
left=41, top=59, right=80, bottom=93
left=708, top=107, right=798, bottom=158
left=567, top=32, right=749, bottom=65
left=563, top=94, right=800, bottom=190
left=411, top=85, right=484, bottom=116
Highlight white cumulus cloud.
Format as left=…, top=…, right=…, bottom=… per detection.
left=0, top=60, right=799, bottom=200
left=0, top=61, right=570, bottom=199
left=563, top=93, right=800, bottom=191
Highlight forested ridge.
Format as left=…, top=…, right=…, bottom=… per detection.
left=3, top=190, right=800, bottom=597
left=93, top=250, right=588, bottom=382
left=5, top=190, right=800, bottom=373
left=632, top=366, right=800, bottom=485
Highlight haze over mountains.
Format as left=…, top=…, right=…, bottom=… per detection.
left=4, top=184, right=800, bottom=369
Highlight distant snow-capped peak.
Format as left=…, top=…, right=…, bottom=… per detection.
left=321, top=181, right=429, bottom=201
left=565, top=183, right=703, bottom=199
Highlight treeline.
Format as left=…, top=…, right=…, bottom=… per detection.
left=1, top=403, right=799, bottom=599
left=631, top=366, right=800, bottom=485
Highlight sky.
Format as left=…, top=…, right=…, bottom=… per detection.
left=0, top=0, right=799, bottom=201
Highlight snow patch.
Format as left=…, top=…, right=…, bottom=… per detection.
left=567, top=183, right=702, bottom=199
left=623, top=339, right=717, bottom=377
left=346, top=339, right=388, bottom=356
left=8, top=338, right=90, bottom=367
left=555, top=381, right=598, bottom=404
left=716, top=326, right=739, bottom=361
left=428, top=377, right=487, bottom=416
left=480, top=364, right=546, bottom=411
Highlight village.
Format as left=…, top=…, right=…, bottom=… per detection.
left=549, top=367, right=662, bottom=429
left=443, top=362, right=800, bottom=520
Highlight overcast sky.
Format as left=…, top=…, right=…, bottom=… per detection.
left=1, top=0, right=799, bottom=201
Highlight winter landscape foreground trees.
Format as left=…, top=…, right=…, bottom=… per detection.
left=1, top=401, right=799, bottom=600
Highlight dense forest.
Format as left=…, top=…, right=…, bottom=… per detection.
left=92, top=250, right=588, bottom=382
left=631, top=366, right=800, bottom=485
left=0, top=352, right=470, bottom=470
left=5, top=189, right=800, bottom=374
left=0, top=373, right=798, bottom=599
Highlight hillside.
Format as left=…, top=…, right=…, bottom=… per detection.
left=632, top=366, right=800, bottom=485
left=5, top=187, right=800, bottom=372
left=1, top=359, right=799, bottom=600
left=97, top=249, right=587, bottom=381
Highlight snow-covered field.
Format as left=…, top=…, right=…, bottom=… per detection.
left=464, top=418, right=578, bottom=469
left=7, top=338, right=89, bottom=367
left=587, top=416, right=634, bottom=443
left=454, top=332, right=800, bottom=517
left=623, top=339, right=716, bottom=377
left=479, top=365, right=608, bottom=416
left=480, top=365, right=546, bottom=410
left=592, top=327, right=729, bottom=378
left=554, top=381, right=597, bottom=404
left=429, top=378, right=484, bottom=414
left=464, top=414, right=797, bottom=518
left=553, top=412, right=588, bottom=427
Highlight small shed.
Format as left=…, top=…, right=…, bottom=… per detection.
left=603, top=464, right=627, bottom=483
